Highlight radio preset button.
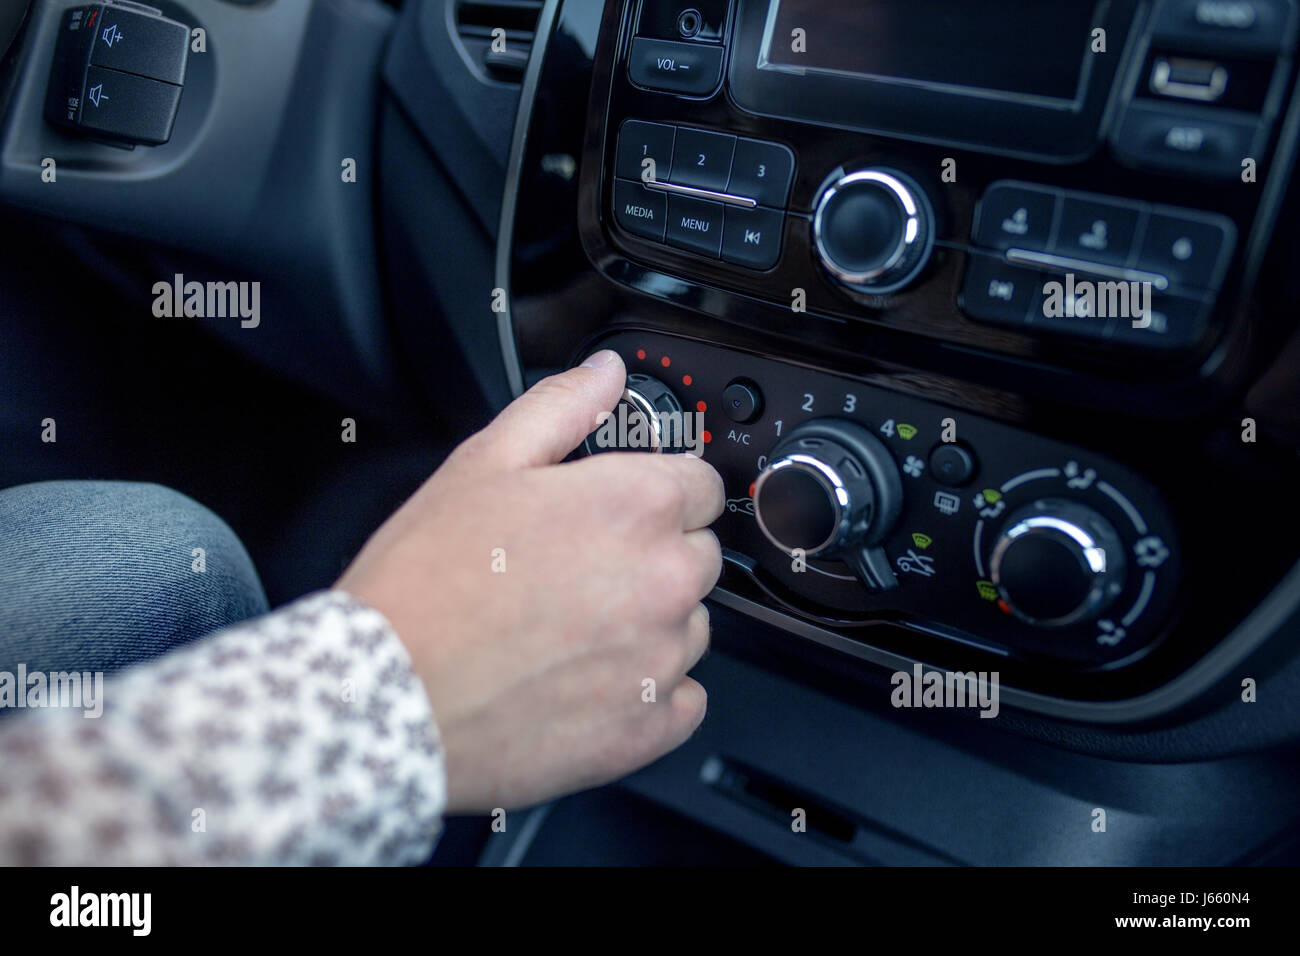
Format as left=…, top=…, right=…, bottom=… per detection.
left=1026, top=273, right=1115, bottom=340
left=1109, top=295, right=1211, bottom=349
left=726, top=138, right=795, bottom=207
left=616, top=120, right=676, bottom=183
left=613, top=179, right=668, bottom=242
left=960, top=253, right=1036, bottom=327
left=975, top=184, right=1058, bottom=251
left=1053, top=197, right=1141, bottom=267
left=1138, top=212, right=1234, bottom=290
left=666, top=193, right=725, bottom=257
left=670, top=128, right=736, bottom=192
left=628, top=37, right=724, bottom=96
left=721, top=206, right=784, bottom=270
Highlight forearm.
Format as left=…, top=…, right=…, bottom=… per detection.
left=0, top=591, right=446, bottom=865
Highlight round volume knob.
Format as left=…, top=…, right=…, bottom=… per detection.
left=990, top=499, right=1127, bottom=628
left=753, top=419, right=903, bottom=592
left=583, top=373, right=685, bottom=455
left=813, top=168, right=935, bottom=295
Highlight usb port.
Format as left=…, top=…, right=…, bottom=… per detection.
left=1150, top=57, right=1229, bottom=102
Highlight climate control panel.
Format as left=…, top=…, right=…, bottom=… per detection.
left=580, top=331, right=1181, bottom=674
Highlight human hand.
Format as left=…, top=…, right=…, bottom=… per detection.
left=337, top=350, right=724, bottom=812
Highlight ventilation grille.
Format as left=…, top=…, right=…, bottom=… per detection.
left=456, top=0, right=543, bottom=81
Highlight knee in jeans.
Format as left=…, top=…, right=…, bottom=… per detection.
left=0, top=480, right=269, bottom=673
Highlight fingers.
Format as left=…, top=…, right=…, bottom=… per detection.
left=665, top=677, right=708, bottom=746
left=472, top=350, right=627, bottom=469
left=682, top=603, right=711, bottom=674
left=666, top=455, right=726, bottom=530
left=628, top=453, right=724, bottom=530
left=682, top=529, right=723, bottom=602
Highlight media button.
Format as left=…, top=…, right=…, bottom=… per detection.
left=721, top=206, right=784, bottom=269
left=959, top=253, right=1036, bottom=327
left=670, top=128, right=736, bottom=192
left=974, top=183, right=1058, bottom=251
left=1053, top=197, right=1141, bottom=266
left=666, top=194, right=725, bottom=257
left=612, top=179, right=668, bottom=242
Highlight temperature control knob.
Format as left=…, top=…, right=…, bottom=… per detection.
left=990, top=499, right=1127, bottom=627
left=812, top=168, right=935, bottom=295
left=583, top=373, right=685, bottom=454
left=753, top=419, right=903, bottom=591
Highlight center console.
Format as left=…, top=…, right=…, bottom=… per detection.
left=501, top=0, right=1300, bottom=718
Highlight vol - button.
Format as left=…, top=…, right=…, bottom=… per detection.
left=628, top=37, right=724, bottom=96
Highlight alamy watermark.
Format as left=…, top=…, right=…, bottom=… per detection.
left=152, top=273, right=260, bottom=328
left=0, top=665, right=103, bottom=718
left=891, top=663, right=1000, bottom=718
left=590, top=404, right=705, bottom=456
left=50, top=886, right=150, bottom=936
left=1042, top=273, right=1154, bottom=329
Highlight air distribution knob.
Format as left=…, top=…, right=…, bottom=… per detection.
left=753, top=419, right=903, bottom=592
left=584, top=373, right=686, bottom=455
left=812, top=168, right=935, bottom=295
left=989, top=499, right=1127, bottom=627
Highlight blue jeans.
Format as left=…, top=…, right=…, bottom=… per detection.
left=0, top=480, right=268, bottom=675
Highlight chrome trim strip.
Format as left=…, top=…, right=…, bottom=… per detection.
left=1005, top=248, right=1170, bottom=291
left=643, top=179, right=758, bottom=208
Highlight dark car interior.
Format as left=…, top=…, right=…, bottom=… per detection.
left=3, top=0, right=1300, bottom=866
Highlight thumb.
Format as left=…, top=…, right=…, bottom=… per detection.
left=475, top=350, right=626, bottom=468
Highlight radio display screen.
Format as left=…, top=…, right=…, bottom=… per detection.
left=759, top=0, right=1101, bottom=103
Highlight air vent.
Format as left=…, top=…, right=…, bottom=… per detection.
left=455, top=0, right=543, bottom=81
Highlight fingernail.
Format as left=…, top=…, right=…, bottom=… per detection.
left=580, top=349, right=619, bottom=369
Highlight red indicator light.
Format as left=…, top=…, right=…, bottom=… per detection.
left=748, top=482, right=756, bottom=497
left=696, top=400, right=707, bottom=412
left=997, top=600, right=1011, bottom=615
left=660, top=356, right=671, bottom=368
left=636, top=349, right=646, bottom=360
left=702, top=430, right=712, bottom=443
left=682, top=375, right=693, bottom=386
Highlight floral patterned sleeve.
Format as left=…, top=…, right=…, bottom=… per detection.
left=0, top=591, right=447, bottom=865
